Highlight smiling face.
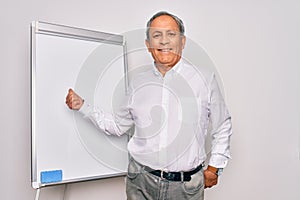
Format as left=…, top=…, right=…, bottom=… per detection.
left=145, top=15, right=186, bottom=68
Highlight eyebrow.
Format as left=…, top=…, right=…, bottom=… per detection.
left=151, top=30, right=177, bottom=34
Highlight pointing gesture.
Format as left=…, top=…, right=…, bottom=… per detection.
left=65, top=88, right=84, bottom=110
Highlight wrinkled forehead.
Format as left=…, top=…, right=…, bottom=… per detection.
left=149, top=15, right=180, bottom=31
left=148, top=27, right=180, bottom=34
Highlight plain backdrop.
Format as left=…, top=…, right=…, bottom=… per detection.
left=0, top=0, right=299, bottom=199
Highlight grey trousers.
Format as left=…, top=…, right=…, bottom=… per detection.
left=126, top=159, right=204, bottom=200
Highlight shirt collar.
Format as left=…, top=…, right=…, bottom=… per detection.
left=152, top=59, right=184, bottom=77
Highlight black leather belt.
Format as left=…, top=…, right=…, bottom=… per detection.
left=144, top=164, right=203, bottom=182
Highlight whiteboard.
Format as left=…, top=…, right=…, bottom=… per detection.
left=31, top=22, right=129, bottom=189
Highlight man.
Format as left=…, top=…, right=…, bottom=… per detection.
left=66, top=11, right=232, bottom=200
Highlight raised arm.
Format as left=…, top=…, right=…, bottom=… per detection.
left=65, top=88, right=134, bottom=136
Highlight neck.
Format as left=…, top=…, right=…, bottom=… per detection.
left=155, top=60, right=180, bottom=77
left=156, top=64, right=172, bottom=77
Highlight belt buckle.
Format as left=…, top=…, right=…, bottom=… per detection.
left=160, top=170, right=164, bottom=179
left=160, top=168, right=168, bottom=180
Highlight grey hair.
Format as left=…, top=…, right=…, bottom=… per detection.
left=146, top=11, right=185, bottom=40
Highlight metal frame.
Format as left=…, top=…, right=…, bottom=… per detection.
left=30, top=21, right=128, bottom=189
left=32, top=21, right=124, bottom=45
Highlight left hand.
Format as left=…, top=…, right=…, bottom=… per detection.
left=204, top=169, right=218, bottom=189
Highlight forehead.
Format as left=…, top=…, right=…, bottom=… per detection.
left=149, top=15, right=180, bottom=32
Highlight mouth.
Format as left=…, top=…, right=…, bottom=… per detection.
left=157, top=48, right=172, bottom=53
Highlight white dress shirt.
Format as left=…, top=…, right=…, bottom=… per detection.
left=79, top=59, right=232, bottom=172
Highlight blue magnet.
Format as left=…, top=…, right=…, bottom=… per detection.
left=40, top=170, right=63, bottom=183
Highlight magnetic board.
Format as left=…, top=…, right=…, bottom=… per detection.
left=31, top=21, right=129, bottom=189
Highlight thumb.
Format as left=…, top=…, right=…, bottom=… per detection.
left=68, top=88, right=74, bottom=94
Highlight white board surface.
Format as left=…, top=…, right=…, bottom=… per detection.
left=31, top=22, right=129, bottom=189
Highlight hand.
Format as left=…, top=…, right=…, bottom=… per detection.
left=204, top=169, right=218, bottom=189
left=65, top=88, right=84, bottom=110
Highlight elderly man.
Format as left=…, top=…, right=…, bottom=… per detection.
left=66, top=11, right=232, bottom=200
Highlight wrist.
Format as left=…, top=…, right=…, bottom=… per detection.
left=207, top=165, right=223, bottom=176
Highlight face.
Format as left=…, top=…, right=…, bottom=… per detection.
left=145, top=15, right=186, bottom=68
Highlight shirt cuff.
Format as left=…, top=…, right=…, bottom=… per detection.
left=78, top=100, right=91, bottom=116
left=208, top=154, right=230, bottom=168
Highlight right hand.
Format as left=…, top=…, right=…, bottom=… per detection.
left=65, top=88, right=84, bottom=110
left=204, top=168, right=219, bottom=189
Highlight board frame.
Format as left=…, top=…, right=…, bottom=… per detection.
left=30, top=21, right=129, bottom=189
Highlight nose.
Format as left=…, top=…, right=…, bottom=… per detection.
left=160, top=34, right=170, bottom=45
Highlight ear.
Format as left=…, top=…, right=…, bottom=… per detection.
left=145, top=39, right=151, bottom=52
left=181, top=35, right=186, bottom=50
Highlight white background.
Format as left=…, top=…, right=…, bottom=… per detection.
left=0, top=0, right=299, bottom=199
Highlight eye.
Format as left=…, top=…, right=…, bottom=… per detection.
left=168, top=32, right=176, bottom=37
left=152, top=32, right=162, bottom=39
